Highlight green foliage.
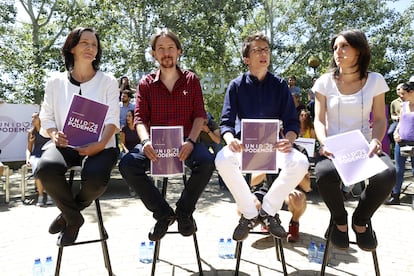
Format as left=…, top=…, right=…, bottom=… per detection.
left=0, top=0, right=412, bottom=120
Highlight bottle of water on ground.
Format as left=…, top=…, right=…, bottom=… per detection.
left=218, top=238, right=226, bottom=258
left=147, top=241, right=155, bottom=263
left=316, top=243, right=325, bottom=264
left=225, top=238, right=235, bottom=259
left=43, top=256, right=55, bottom=276
left=307, top=241, right=317, bottom=263
left=32, top=258, right=42, bottom=276
left=139, top=241, right=150, bottom=264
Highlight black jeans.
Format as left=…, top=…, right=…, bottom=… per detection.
left=315, top=153, right=395, bottom=226
left=36, top=146, right=118, bottom=225
left=119, top=143, right=215, bottom=220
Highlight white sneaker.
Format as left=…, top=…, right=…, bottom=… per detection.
left=46, top=195, right=54, bottom=205
left=36, top=195, right=44, bottom=207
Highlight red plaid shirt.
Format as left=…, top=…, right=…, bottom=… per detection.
left=134, top=68, right=206, bottom=137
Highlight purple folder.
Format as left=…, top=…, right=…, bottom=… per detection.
left=63, top=94, right=108, bottom=147
left=241, top=119, right=279, bottom=173
left=150, top=126, right=184, bottom=176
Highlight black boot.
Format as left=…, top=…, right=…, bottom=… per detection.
left=385, top=193, right=400, bottom=205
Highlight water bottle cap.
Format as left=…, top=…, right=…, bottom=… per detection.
left=219, top=238, right=224, bottom=242
left=34, top=258, right=41, bottom=263
left=227, top=238, right=232, bottom=242
left=46, top=256, right=52, bottom=261
left=149, top=241, right=154, bottom=246
left=140, top=241, right=146, bottom=245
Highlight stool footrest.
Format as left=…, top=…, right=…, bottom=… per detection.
left=58, top=235, right=109, bottom=247
left=235, top=234, right=287, bottom=276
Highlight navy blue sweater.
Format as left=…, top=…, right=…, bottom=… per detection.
left=220, top=71, right=299, bottom=139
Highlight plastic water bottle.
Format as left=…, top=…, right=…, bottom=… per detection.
left=43, top=256, right=55, bottom=276
left=225, top=238, right=235, bottom=259
left=307, top=241, right=317, bottom=263
left=316, top=243, right=325, bottom=264
left=218, top=238, right=226, bottom=258
left=139, top=241, right=149, bottom=263
left=32, top=258, right=42, bottom=276
left=147, top=241, right=155, bottom=263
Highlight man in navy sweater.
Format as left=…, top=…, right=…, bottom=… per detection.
left=215, top=32, right=309, bottom=241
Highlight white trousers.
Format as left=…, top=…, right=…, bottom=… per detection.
left=215, top=145, right=309, bottom=219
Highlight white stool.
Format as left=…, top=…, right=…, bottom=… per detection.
left=1, top=165, right=11, bottom=203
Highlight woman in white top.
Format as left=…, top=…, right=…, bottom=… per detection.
left=37, top=27, right=119, bottom=246
left=313, top=30, right=395, bottom=252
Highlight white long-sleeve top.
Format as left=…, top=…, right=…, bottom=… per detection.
left=39, top=70, right=120, bottom=148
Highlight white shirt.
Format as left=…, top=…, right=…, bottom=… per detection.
left=312, top=72, right=389, bottom=140
left=40, top=71, right=120, bottom=148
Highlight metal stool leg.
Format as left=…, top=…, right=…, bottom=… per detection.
left=372, top=250, right=380, bottom=276
left=192, top=231, right=203, bottom=273
left=321, top=221, right=380, bottom=276
left=54, top=168, right=112, bottom=276
left=234, top=173, right=287, bottom=275
left=55, top=247, right=63, bottom=276
left=234, top=241, right=243, bottom=275
left=320, top=225, right=332, bottom=276
left=151, top=176, right=203, bottom=275
left=95, top=198, right=112, bottom=274
left=234, top=236, right=287, bottom=275
left=274, top=237, right=287, bottom=275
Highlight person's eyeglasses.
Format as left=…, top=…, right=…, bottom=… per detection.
left=249, top=47, right=270, bottom=55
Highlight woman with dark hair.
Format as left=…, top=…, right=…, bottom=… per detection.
left=26, top=112, right=51, bottom=206
left=120, top=109, right=140, bottom=158
left=387, top=82, right=414, bottom=205
left=36, top=27, right=119, bottom=246
left=119, top=76, right=131, bottom=91
left=313, top=29, right=395, bottom=251
left=298, top=109, right=316, bottom=139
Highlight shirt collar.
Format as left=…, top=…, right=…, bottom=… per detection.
left=154, top=66, right=183, bottom=83
left=246, top=71, right=269, bottom=85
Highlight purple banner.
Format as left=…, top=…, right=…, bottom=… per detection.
left=63, top=94, right=108, bottom=147
left=150, top=126, right=184, bottom=176
left=241, top=119, right=279, bottom=173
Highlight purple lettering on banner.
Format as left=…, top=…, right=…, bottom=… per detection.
left=0, top=116, right=20, bottom=149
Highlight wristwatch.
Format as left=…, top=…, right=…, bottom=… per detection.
left=141, top=139, right=151, bottom=146
left=185, top=137, right=196, bottom=146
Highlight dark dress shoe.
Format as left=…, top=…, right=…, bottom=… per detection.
left=49, top=214, right=66, bottom=234
left=177, top=214, right=196, bottom=236
left=384, top=193, right=400, bottom=205
left=148, top=215, right=176, bottom=241
left=330, top=225, right=349, bottom=250
left=57, top=217, right=84, bottom=246
left=352, top=221, right=377, bottom=251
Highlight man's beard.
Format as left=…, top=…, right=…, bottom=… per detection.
left=160, top=56, right=175, bottom=69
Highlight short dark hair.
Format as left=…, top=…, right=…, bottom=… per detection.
left=241, top=32, right=270, bottom=58
left=121, top=89, right=133, bottom=98
left=150, top=28, right=182, bottom=51
left=62, top=27, right=102, bottom=71
left=329, top=29, right=371, bottom=80
left=402, top=82, right=414, bottom=92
